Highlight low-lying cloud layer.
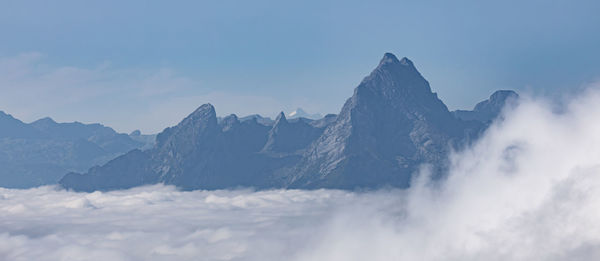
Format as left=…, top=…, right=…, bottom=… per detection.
left=2, top=87, right=600, bottom=260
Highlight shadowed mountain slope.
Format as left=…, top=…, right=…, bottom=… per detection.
left=60, top=53, right=516, bottom=192
left=0, top=114, right=154, bottom=188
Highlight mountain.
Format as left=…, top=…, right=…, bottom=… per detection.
left=30, top=117, right=142, bottom=154
left=287, top=108, right=322, bottom=119
left=0, top=111, right=42, bottom=138
left=453, top=90, right=519, bottom=123
left=60, top=53, right=514, bottom=192
left=61, top=105, right=330, bottom=191
left=0, top=114, right=155, bottom=188
left=287, top=53, right=481, bottom=189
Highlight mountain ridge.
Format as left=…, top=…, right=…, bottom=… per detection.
left=0, top=113, right=155, bottom=188
left=59, top=53, right=517, bottom=192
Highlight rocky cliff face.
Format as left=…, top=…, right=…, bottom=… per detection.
left=288, top=53, right=479, bottom=189
left=61, top=105, right=328, bottom=191
left=60, top=53, right=515, bottom=192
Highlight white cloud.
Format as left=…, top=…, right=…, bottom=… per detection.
left=2, top=86, right=600, bottom=260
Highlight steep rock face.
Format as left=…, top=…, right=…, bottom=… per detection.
left=288, top=53, right=478, bottom=189
left=61, top=104, right=322, bottom=191
left=261, top=113, right=324, bottom=156
left=154, top=106, right=276, bottom=189
left=60, top=53, right=495, bottom=192
left=453, top=90, right=519, bottom=123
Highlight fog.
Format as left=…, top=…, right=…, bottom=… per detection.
left=2, top=88, right=600, bottom=260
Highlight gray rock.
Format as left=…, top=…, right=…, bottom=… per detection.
left=60, top=53, right=516, bottom=192
left=288, top=53, right=479, bottom=189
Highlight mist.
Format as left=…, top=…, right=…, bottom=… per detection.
left=2, top=87, right=600, bottom=260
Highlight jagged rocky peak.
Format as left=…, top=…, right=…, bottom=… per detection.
left=156, top=103, right=218, bottom=147
left=481, top=90, right=519, bottom=109
left=58, top=53, right=496, bottom=192
left=185, top=103, right=217, bottom=123
left=290, top=52, right=469, bottom=189
left=174, top=103, right=218, bottom=131
left=379, top=52, right=400, bottom=65
left=347, top=52, right=453, bottom=125
left=273, top=112, right=288, bottom=125
left=377, top=53, right=416, bottom=70
left=358, top=52, right=435, bottom=104
left=220, top=114, right=240, bottom=132
left=262, top=110, right=323, bottom=155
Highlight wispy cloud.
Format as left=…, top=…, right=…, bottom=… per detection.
left=0, top=53, right=286, bottom=133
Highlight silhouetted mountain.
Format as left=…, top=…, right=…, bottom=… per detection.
left=453, top=90, right=519, bottom=123
left=60, top=53, right=516, bottom=192
left=0, top=115, right=154, bottom=188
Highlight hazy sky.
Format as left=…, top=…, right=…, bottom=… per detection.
left=1, top=0, right=599, bottom=133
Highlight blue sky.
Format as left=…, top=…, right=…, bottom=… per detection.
left=1, top=0, right=599, bottom=133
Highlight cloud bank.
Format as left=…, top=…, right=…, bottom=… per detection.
left=2, top=87, right=600, bottom=260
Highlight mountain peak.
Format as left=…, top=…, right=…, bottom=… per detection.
left=378, top=53, right=414, bottom=68
left=174, top=103, right=218, bottom=131
left=357, top=52, right=433, bottom=100
left=379, top=52, right=400, bottom=66
left=474, top=90, right=519, bottom=112
left=193, top=103, right=215, bottom=114
left=182, top=103, right=216, bottom=122
left=489, top=90, right=519, bottom=102
left=399, top=57, right=414, bottom=67
left=274, top=111, right=288, bottom=125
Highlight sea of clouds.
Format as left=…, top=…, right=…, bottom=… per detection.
left=2, top=87, right=600, bottom=260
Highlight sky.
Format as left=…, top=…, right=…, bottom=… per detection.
left=3, top=86, right=600, bottom=260
left=1, top=0, right=599, bottom=133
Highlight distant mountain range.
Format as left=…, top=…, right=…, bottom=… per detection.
left=0, top=113, right=155, bottom=188
left=287, top=108, right=322, bottom=119
left=59, top=53, right=518, bottom=192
